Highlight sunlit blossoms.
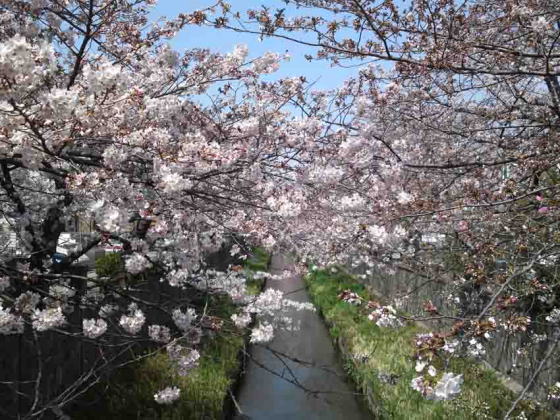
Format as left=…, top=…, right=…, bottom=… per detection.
left=411, top=376, right=433, bottom=398
left=467, top=338, right=486, bottom=358
left=2, top=0, right=560, bottom=415
left=248, top=289, right=284, bottom=316
left=367, top=305, right=402, bottom=329
left=0, top=0, right=358, bottom=413
left=250, top=322, right=274, bottom=344
left=432, top=373, right=464, bottom=401
left=251, top=51, right=283, bottom=74
left=212, top=0, right=560, bottom=407
left=411, top=372, right=463, bottom=401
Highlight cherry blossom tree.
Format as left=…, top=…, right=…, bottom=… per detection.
left=0, top=1, right=319, bottom=417
left=4, top=0, right=560, bottom=415
left=211, top=0, right=560, bottom=407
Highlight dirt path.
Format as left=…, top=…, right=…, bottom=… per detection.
left=234, top=254, right=372, bottom=420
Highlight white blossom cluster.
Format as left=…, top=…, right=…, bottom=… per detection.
left=48, top=281, right=76, bottom=305
left=306, top=165, right=345, bottom=185
left=82, top=318, right=107, bottom=339
left=247, top=289, right=284, bottom=316
left=125, top=253, right=152, bottom=275
left=148, top=325, right=172, bottom=343
left=367, top=305, right=403, bottom=328
left=229, top=43, right=249, bottom=63
left=14, top=291, right=41, bottom=314
left=546, top=308, right=560, bottom=324
left=45, top=87, right=78, bottom=119
left=282, top=300, right=315, bottom=312
left=188, top=270, right=249, bottom=303
left=154, top=386, right=181, bottom=404
left=415, top=361, right=437, bottom=377
left=411, top=372, right=463, bottom=401
left=92, top=202, right=128, bottom=233
left=102, top=145, right=129, bottom=168
left=337, top=193, right=366, bottom=211
left=250, top=322, right=274, bottom=344
left=266, top=193, right=304, bottom=218
left=159, top=167, right=192, bottom=194
left=231, top=311, right=251, bottom=329
left=243, top=286, right=314, bottom=343
left=32, top=307, right=66, bottom=332
left=0, top=34, right=56, bottom=88
left=251, top=51, right=283, bottom=74
left=172, top=308, right=196, bottom=332
left=467, top=338, right=486, bottom=358
left=119, top=304, right=145, bottom=335
left=442, top=339, right=459, bottom=354
left=548, top=382, right=560, bottom=401
left=83, top=60, right=128, bottom=94
left=0, top=306, right=24, bottom=335
left=167, top=269, right=190, bottom=288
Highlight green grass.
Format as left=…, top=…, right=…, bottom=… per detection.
left=95, top=252, right=124, bottom=277
left=72, top=248, right=271, bottom=419
left=305, top=268, right=550, bottom=420
left=72, top=295, right=244, bottom=420
left=243, top=247, right=271, bottom=296
left=243, top=247, right=271, bottom=272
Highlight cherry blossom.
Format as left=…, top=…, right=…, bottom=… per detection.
left=0, top=306, right=24, bottom=335
left=32, top=307, right=66, bottom=332
left=119, top=305, right=146, bottom=335
left=83, top=319, right=108, bottom=339
left=154, top=386, right=181, bottom=405
left=148, top=325, right=172, bottom=343
left=250, top=322, right=275, bottom=344
left=432, top=373, right=464, bottom=401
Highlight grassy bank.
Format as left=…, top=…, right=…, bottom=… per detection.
left=72, top=294, right=244, bottom=420
left=73, top=249, right=270, bottom=420
left=305, top=268, right=549, bottom=420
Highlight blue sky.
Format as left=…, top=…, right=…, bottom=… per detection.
left=150, top=1, right=366, bottom=91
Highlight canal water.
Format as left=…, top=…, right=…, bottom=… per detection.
left=235, top=254, right=372, bottom=420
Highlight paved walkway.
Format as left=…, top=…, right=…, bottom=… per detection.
left=235, top=254, right=371, bottom=420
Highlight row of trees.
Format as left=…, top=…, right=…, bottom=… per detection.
left=0, top=0, right=559, bottom=417
left=0, top=0, right=317, bottom=417
left=212, top=0, right=560, bottom=409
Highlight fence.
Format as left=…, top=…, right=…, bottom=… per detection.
left=0, top=245, right=236, bottom=419
left=349, top=259, right=559, bottom=402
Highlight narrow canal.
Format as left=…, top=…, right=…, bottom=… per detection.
left=235, top=254, right=371, bottom=420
